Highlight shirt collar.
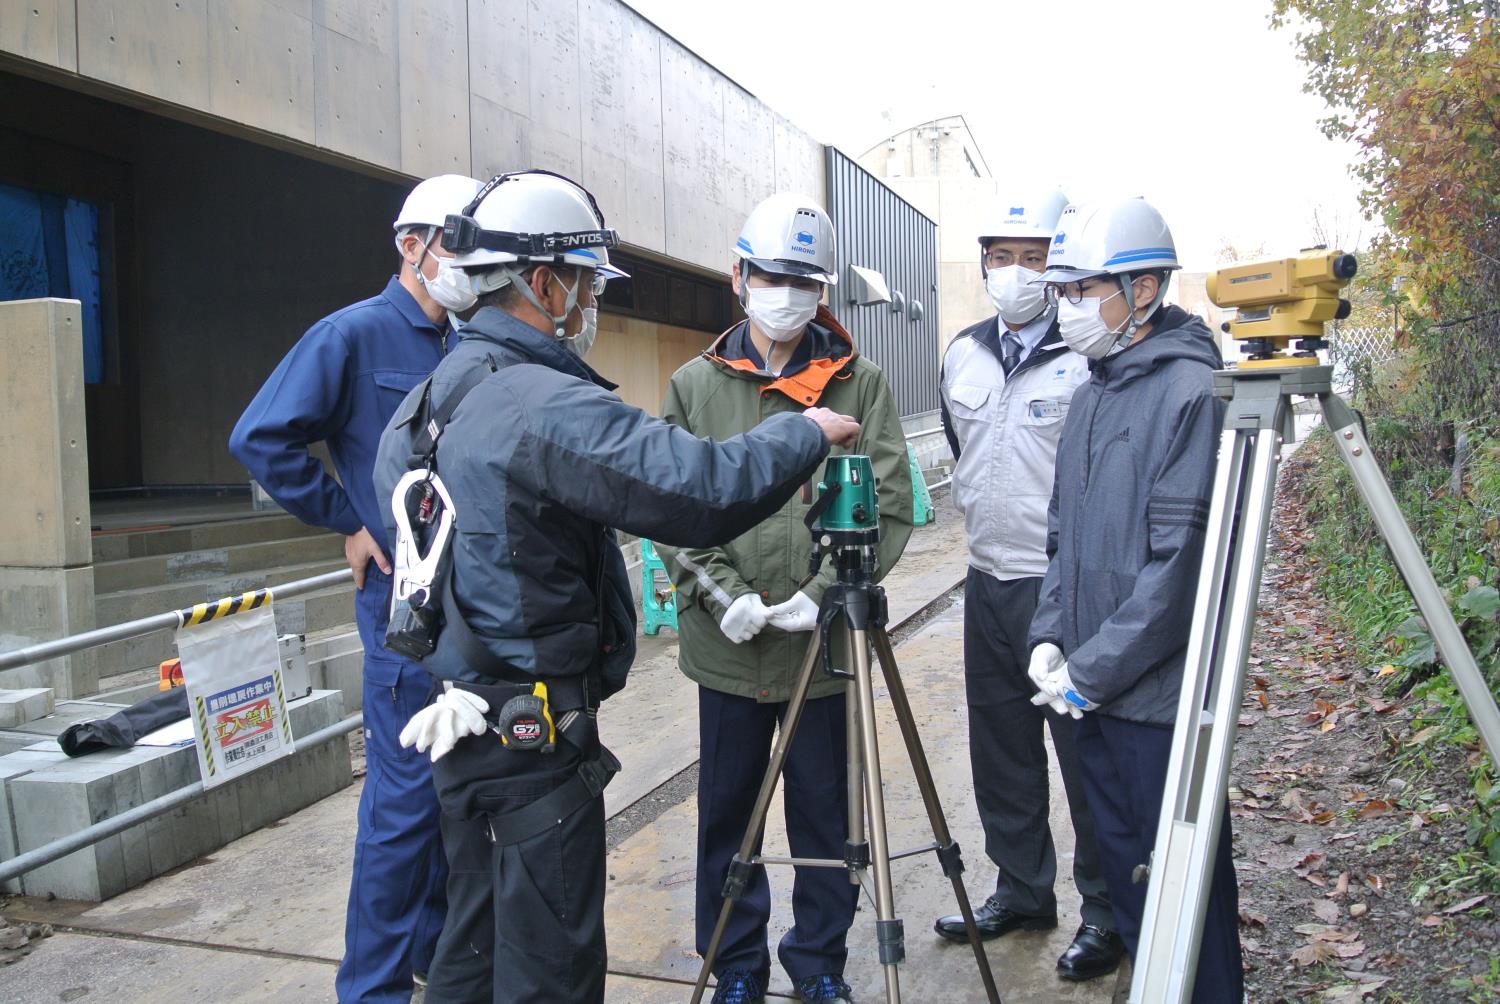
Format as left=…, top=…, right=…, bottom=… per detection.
left=1004, top=305, right=1056, bottom=355
left=380, top=275, right=444, bottom=334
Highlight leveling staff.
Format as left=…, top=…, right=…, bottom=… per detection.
left=1026, top=197, right=1244, bottom=1001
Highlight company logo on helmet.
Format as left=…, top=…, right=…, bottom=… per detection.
left=1008, top=207, right=1025, bottom=216
left=788, top=244, right=816, bottom=256
left=794, top=231, right=816, bottom=245
left=1054, top=233, right=1067, bottom=246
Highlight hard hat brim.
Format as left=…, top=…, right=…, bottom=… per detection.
left=1034, top=266, right=1107, bottom=285
left=744, top=257, right=838, bottom=286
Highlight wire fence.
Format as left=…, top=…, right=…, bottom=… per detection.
left=1327, top=320, right=1399, bottom=396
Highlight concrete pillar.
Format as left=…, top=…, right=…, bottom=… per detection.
left=0, top=299, right=98, bottom=697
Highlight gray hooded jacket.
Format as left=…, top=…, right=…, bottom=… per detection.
left=1029, top=306, right=1225, bottom=725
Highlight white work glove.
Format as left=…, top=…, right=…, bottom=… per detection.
left=720, top=593, right=771, bottom=644
left=399, top=682, right=489, bottom=762
left=1030, top=664, right=1100, bottom=720
left=1026, top=643, right=1065, bottom=691
left=766, top=591, right=820, bottom=632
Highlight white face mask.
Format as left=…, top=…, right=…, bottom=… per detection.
left=985, top=265, right=1048, bottom=326
left=568, top=306, right=598, bottom=358
left=424, top=256, right=478, bottom=312
left=1056, top=288, right=1129, bottom=359
left=745, top=285, right=820, bottom=342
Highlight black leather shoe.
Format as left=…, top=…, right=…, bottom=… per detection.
left=934, top=896, right=1057, bottom=942
left=1056, top=923, right=1125, bottom=982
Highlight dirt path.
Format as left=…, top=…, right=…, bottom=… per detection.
left=1231, top=453, right=1499, bottom=1003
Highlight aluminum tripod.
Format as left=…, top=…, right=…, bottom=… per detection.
left=1132, top=363, right=1500, bottom=1003
left=690, top=544, right=1002, bottom=1004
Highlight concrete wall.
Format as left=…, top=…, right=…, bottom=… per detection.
left=0, top=0, right=825, bottom=275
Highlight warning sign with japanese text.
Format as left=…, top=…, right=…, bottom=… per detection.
left=175, top=603, right=295, bottom=788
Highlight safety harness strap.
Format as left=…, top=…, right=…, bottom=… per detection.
left=483, top=745, right=620, bottom=847
left=405, top=354, right=499, bottom=467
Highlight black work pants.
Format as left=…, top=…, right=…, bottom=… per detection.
left=424, top=731, right=606, bottom=1004
left=963, top=567, right=1112, bottom=927
left=695, top=686, right=859, bottom=984
left=1074, top=713, right=1243, bottom=1003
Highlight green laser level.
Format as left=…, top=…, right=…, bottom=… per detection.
left=814, top=455, right=878, bottom=534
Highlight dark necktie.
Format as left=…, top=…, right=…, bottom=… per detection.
left=1001, top=331, right=1023, bottom=377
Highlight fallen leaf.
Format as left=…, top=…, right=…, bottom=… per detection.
left=1357, top=799, right=1393, bottom=819
left=1421, top=914, right=1444, bottom=927
left=1291, top=942, right=1333, bottom=967
left=1377, top=664, right=1398, bottom=677
left=1239, top=908, right=1269, bottom=928
left=1365, top=874, right=1385, bottom=894
left=1314, top=899, right=1341, bottom=923
left=1333, top=871, right=1350, bottom=896
left=1440, top=894, right=1488, bottom=915
left=1239, top=715, right=1258, bottom=728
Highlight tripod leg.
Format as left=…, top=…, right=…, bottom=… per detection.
left=850, top=627, right=902, bottom=1004
left=871, top=628, right=1003, bottom=1004
left=847, top=633, right=869, bottom=885
left=1136, top=415, right=1282, bottom=1003
left=1321, top=394, right=1500, bottom=760
left=691, top=626, right=828, bottom=1003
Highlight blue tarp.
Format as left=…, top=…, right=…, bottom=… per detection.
left=0, top=181, right=104, bottom=383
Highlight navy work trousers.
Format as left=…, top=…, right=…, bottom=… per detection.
left=962, top=568, right=1112, bottom=927
left=1073, top=713, right=1244, bottom=1003
left=336, top=576, right=448, bottom=1003
left=695, top=686, right=859, bottom=986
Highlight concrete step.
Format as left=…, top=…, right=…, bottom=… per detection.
left=90, top=513, right=329, bottom=564
left=88, top=626, right=368, bottom=711
left=93, top=558, right=349, bottom=626
left=92, top=534, right=346, bottom=593
left=90, top=577, right=357, bottom=683
left=0, top=691, right=351, bottom=899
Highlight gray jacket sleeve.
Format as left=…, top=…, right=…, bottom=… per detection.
left=1065, top=387, right=1221, bottom=705
left=1027, top=474, right=1065, bottom=649
left=508, top=375, right=830, bottom=548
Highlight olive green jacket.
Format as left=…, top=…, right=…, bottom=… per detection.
left=657, top=308, right=914, bottom=702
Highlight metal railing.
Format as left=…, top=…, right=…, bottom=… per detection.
left=0, top=567, right=359, bottom=883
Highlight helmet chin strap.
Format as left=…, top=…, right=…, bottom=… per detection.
left=503, top=265, right=580, bottom=341
left=1113, top=274, right=1166, bottom=351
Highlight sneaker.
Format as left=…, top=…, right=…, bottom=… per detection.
left=711, top=968, right=765, bottom=1004
left=413, top=971, right=429, bottom=988
left=797, top=973, right=854, bottom=1002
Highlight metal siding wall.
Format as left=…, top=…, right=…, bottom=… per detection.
left=824, top=148, right=939, bottom=418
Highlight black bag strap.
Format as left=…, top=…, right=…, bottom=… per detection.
left=483, top=745, right=620, bottom=846
left=407, top=354, right=499, bottom=468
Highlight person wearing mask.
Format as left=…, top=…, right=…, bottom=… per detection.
left=373, top=171, right=863, bottom=1004
left=656, top=193, right=914, bottom=1004
left=1027, top=198, right=1243, bottom=1000
left=229, top=173, right=482, bottom=1002
left=933, top=191, right=1122, bottom=983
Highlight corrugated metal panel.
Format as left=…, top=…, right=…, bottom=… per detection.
left=824, top=147, right=940, bottom=417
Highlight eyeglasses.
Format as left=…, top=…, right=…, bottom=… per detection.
left=585, top=271, right=608, bottom=297
left=983, top=249, right=1049, bottom=270
left=1044, top=278, right=1120, bottom=305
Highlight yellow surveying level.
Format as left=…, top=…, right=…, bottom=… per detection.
left=1206, top=247, right=1357, bottom=368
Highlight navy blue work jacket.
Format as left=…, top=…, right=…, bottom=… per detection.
left=230, top=277, right=452, bottom=540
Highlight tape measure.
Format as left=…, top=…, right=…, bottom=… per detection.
left=496, top=682, right=557, bottom=753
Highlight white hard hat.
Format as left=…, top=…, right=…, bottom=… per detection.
left=1036, top=198, right=1180, bottom=285
left=733, top=192, right=838, bottom=285
left=393, top=174, right=483, bottom=231
left=977, top=189, right=1069, bottom=245
left=443, top=170, right=628, bottom=285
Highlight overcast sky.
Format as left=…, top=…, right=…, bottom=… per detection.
left=623, top=0, right=1372, bottom=273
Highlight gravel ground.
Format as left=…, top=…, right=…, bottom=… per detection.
left=1230, top=453, right=1499, bottom=1003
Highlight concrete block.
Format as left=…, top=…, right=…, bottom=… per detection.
left=397, top=0, right=471, bottom=177
left=312, top=9, right=401, bottom=170
left=0, top=688, right=55, bottom=728
left=207, top=0, right=316, bottom=143
left=76, top=0, right=211, bottom=112
left=0, top=0, right=79, bottom=70
left=13, top=768, right=117, bottom=900
left=0, top=565, right=99, bottom=697
left=0, top=761, right=32, bottom=893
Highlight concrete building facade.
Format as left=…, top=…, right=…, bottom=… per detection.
left=0, top=0, right=940, bottom=701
